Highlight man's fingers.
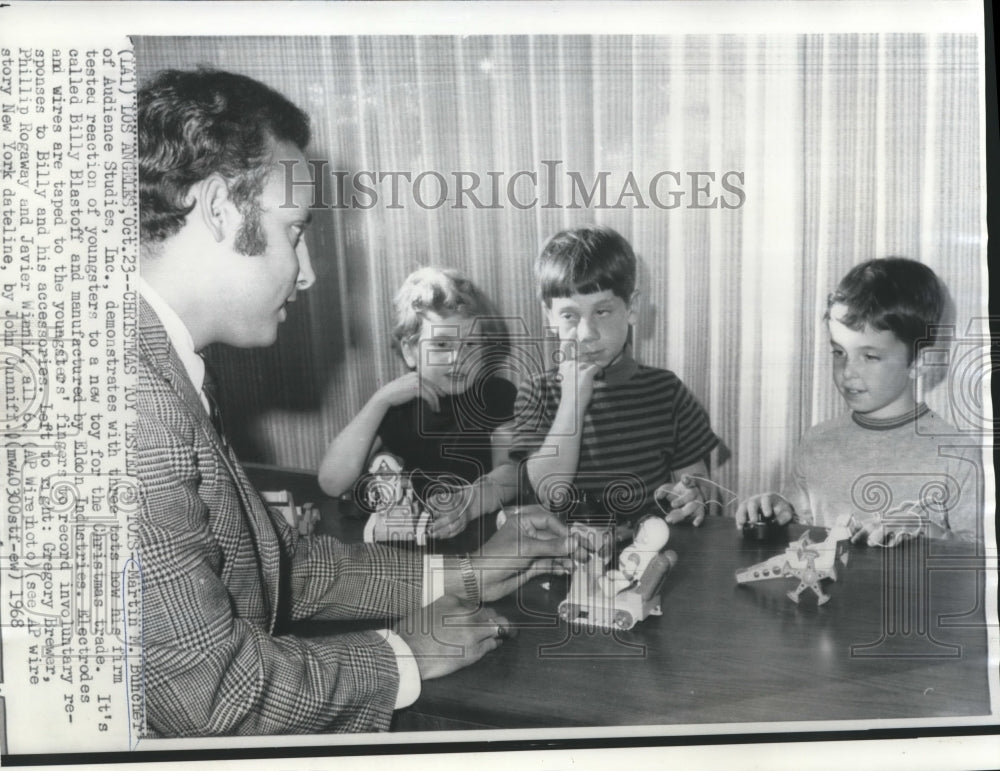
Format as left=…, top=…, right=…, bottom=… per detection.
left=481, top=557, right=570, bottom=602
left=405, top=600, right=515, bottom=677
left=479, top=611, right=514, bottom=648
left=429, top=509, right=467, bottom=538
left=463, top=615, right=505, bottom=658
left=514, top=558, right=570, bottom=584
left=534, top=556, right=574, bottom=575
left=518, top=531, right=571, bottom=559
left=568, top=531, right=597, bottom=562
left=519, top=511, right=569, bottom=539
left=521, top=525, right=562, bottom=542
left=476, top=635, right=502, bottom=656
left=428, top=508, right=455, bottom=530
left=480, top=571, right=530, bottom=601
left=484, top=610, right=510, bottom=634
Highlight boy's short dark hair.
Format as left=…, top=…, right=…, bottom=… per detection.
left=825, top=257, right=946, bottom=363
left=535, top=226, right=637, bottom=306
left=139, top=68, right=311, bottom=244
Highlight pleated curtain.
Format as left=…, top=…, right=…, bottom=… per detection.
left=136, top=35, right=983, bottom=505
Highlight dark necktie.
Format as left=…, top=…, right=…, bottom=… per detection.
left=200, top=356, right=229, bottom=449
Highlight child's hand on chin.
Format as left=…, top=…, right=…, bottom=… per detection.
left=374, top=371, right=445, bottom=412
left=557, top=329, right=601, bottom=410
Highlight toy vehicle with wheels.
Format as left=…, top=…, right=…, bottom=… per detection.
left=559, top=516, right=678, bottom=630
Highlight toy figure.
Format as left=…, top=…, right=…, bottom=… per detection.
left=600, top=516, right=671, bottom=595
left=559, top=515, right=678, bottom=630
left=735, top=514, right=853, bottom=605
left=361, top=453, right=432, bottom=545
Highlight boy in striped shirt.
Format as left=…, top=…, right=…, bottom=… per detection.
left=509, top=226, right=720, bottom=526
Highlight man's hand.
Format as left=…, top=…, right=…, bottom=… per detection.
left=568, top=523, right=613, bottom=565
left=557, top=329, right=601, bottom=413
left=373, top=372, right=446, bottom=412
left=654, top=475, right=708, bottom=526
left=396, top=595, right=511, bottom=680
left=471, top=505, right=576, bottom=601
left=734, top=493, right=795, bottom=528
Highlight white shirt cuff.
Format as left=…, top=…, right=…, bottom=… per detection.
left=382, top=554, right=448, bottom=711
left=379, top=629, right=421, bottom=710
left=425, top=554, right=446, bottom=606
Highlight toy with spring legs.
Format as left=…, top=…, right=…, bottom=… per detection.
left=735, top=514, right=853, bottom=605
left=360, top=452, right=432, bottom=546
left=559, top=515, right=678, bottom=630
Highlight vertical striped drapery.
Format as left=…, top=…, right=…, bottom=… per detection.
left=136, top=35, right=983, bottom=507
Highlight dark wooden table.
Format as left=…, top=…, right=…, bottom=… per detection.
left=247, top=465, right=993, bottom=732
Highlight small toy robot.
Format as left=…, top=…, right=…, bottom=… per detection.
left=735, top=514, right=853, bottom=605
left=558, top=515, right=678, bottom=631
left=361, top=453, right=432, bottom=546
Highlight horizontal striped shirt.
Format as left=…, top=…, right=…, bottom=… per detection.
left=509, top=347, right=719, bottom=522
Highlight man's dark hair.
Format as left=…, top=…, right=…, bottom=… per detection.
left=535, top=225, right=637, bottom=306
left=825, top=257, right=947, bottom=363
left=139, top=68, right=311, bottom=244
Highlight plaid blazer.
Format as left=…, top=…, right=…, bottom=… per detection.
left=137, top=298, right=423, bottom=736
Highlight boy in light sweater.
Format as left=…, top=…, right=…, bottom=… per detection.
left=736, top=258, right=981, bottom=545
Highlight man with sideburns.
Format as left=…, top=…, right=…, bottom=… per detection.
left=137, top=68, right=574, bottom=735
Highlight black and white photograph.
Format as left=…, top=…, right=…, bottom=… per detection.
left=0, top=1, right=996, bottom=767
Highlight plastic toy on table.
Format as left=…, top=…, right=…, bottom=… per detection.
left=741, top=516, right=790, bottom=544
left=735, top=514, right=853, bottom=605
left=360, top=453, right=432, bottom=546
left=558, top=515, right=678, bottom=631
